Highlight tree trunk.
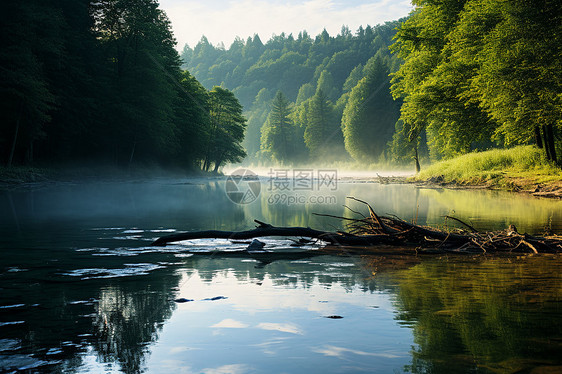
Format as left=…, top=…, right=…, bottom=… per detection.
left=543, top=124, right=552, bottom=161
left=414, top=145, right=421, bottom=173
left=535, top=125, right=543, bottom=148
left=26, top=139, right=34, bottom=165
left=128, top=140, right=136, bottom=167
left=545, top=123, right=557, bottom=163
left=213, top=152, right=225, bottom=173
left=151, top=219, right=405, bottom=247
left=7, top=101, right=24, bottom=167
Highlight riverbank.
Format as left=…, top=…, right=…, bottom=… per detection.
left=0, top=165, right=213, bottom=189
left=413, top=146, right=562, bottom=198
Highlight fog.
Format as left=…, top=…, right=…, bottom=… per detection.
left=2, top=170, right=561, bottom=247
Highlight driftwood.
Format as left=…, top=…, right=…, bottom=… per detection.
left=151, top=197, right=562, bottom=254
left=151, top=219, right=400, bottom=247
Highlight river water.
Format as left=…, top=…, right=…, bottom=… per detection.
left=1, top=174, right=561, bottom=373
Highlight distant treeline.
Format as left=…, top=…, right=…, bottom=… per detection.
left=182, top=22, right=404, bottom=164
left=0, top=0, right=245, bottom=171
left=184, top=0, right=561, bottom=166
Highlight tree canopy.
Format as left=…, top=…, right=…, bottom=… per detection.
left=391, top=0, right=562, bottom=163
left=260, top=91, right=296, bottom=164
left=182, top=21, right=404, bottom=164
left=4, top=1, right=558, bottom=171
left=1, top=0, right=246, bottom=172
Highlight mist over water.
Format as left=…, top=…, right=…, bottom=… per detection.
left=1, top=176, right=561, bottom=373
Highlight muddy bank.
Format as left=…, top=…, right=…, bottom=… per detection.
left=414, top=174, right=562, bottom=199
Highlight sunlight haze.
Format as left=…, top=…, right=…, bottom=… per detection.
left=158, top=0, right=414, bottom=48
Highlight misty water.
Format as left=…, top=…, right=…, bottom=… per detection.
left=1, top=174, right=562, bottom=373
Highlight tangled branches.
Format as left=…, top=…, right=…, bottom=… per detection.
left=314, top=197, right=562, bottom=254
left=152, top=196, right=561, bottom=254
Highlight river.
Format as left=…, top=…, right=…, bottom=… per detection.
left=1, top=172, right=561, bottom=373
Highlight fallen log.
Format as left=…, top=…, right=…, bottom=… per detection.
left=151, top=198, right=562, bottom=254
left=151, top=219, right=401, bottom=247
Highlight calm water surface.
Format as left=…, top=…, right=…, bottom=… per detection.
left=1, top=176, right=561, bottom=373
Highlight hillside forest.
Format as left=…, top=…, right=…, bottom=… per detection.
left=1, top=0, right=561, bottom=171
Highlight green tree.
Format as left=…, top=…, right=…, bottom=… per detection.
left=315, top=70, right=339, bottom=101
left=342, top=57, right=400, bottom=162
left=205, top=87, right=247, bottom=172
left=389, top=120, right=426, bottom=172
left=0, top=0, right=60, bottom=166
left=180, top=43, right=192, bottom=68
left=303, top=90, right=343, bottom=159
left=92, top=0, right=184, bottom=165
left=296, top=83, right=315, bottom=104
left=342, top=64, right=364, bottom=93
left=260, top=91, right=296, bottom=163
left=390, top=0, right=475, bottom=160
left=457, top=0, right=562, bottom=162
left=173, top=70, right=211, bottom=169
left=182, top=21, right=403, bottom=164
left=391, top=0, right=561, bottom=163
left=0, top=0, right=224, bottom=171
left=244, top=88, right=272, bottom=159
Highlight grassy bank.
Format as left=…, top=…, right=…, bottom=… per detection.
left=414, top=146, right=562, bottom=195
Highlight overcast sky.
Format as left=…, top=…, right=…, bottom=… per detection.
left=158, top=0, right=414, bottom=50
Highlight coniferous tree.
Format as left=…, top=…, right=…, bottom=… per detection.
left=244, top=88, right=272, bottom=159
left=260, top=91, right=296, bottom=163
left=303, top=90, right=343, bottom=159
left=183, top=21, right=403, bottom=163
left=342, top=56, right=399, bottom=162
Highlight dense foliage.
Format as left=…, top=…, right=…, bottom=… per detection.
left=4, top=1, right=559, bottom=171
left=342, top=56, right=400, bottom=162
left=0, top=0, right=244, bottom=171
left=260, top=91, right=297, bottom=164
left=182, top=22, right=404, bottom=164
left=391, top=0, right=562, bottom=163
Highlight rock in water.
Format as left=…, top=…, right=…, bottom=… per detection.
left=246, top=239, right=266, bottom=252
left=174, top=298, right=194, bottom=303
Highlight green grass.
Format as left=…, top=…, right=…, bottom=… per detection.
left=414, top=145, right=562, bottom=189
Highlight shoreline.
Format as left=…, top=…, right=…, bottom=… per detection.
left=2, top=163, right=561, bottom=199
left=409, top=146, right=562, bottom=199
left=0, top=165, right=218, bottom=190
left=412, top=177, right=562, bottom=199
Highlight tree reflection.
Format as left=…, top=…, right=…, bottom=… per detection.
left=385, top=255, right=562, bottom=373
left=183, top=255, right=381, bottom=291
left=90, top=270, right=181, bottom=374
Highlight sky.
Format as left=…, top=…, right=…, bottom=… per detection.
left=158, top=0, right=414, bottom=50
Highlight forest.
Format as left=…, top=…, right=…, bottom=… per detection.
left=1, top=0, right=245, bottom=172
left=183, top=0, right=561, bottom=168
left=181, top=21, right=403, bottom=164
left=1, top=0, right=561, bottom=171
left=391, top=0, right=561, bottom=166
